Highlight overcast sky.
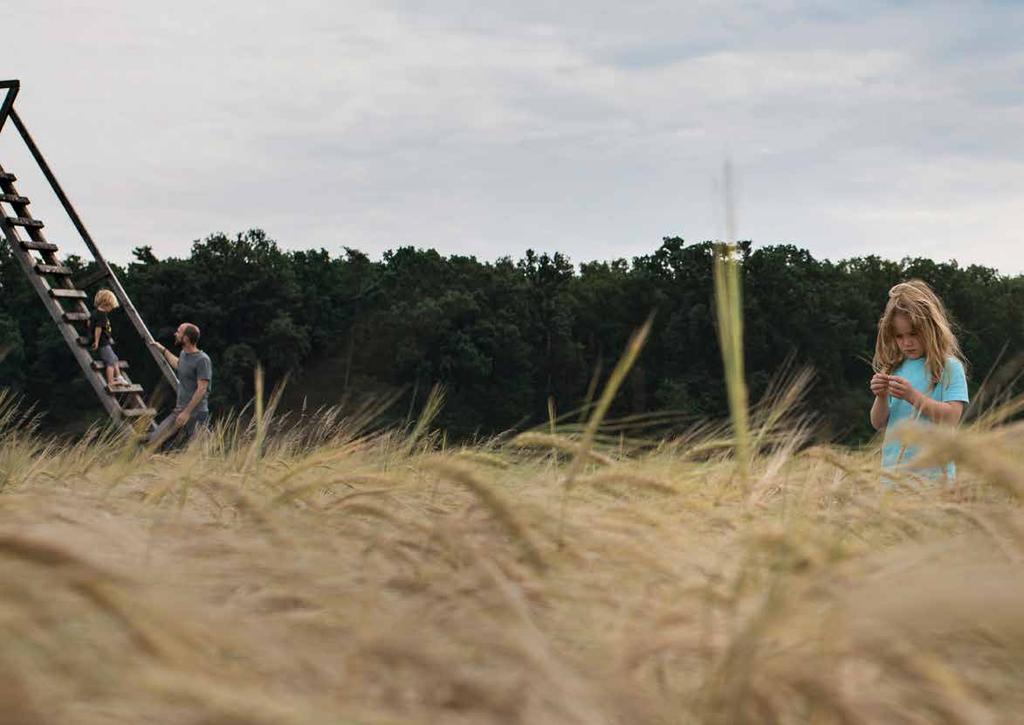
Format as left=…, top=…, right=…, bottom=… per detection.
left=2, top=1, right=1022, bottom=272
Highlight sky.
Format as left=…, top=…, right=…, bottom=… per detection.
left=2, top=0, right=1023, bottom=272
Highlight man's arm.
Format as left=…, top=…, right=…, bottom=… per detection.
left=175, top=379, right=209, bottom=427
left=149, top=341, right=179, bottom=370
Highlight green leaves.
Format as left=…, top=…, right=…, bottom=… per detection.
left=2, top=230, right=1021, bottom=441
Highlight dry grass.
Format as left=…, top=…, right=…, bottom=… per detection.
left=0, top=384, right=1022, bottom=725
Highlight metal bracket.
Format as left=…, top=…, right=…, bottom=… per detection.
left=0, top=80, right=19, bottom=134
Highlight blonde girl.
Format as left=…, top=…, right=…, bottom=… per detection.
left=869, top=279, right=968, bottom=478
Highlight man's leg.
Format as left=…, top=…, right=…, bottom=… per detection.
left=180, top=411, right=210, bottom=442
left=147, top=410, right=182, bottom=450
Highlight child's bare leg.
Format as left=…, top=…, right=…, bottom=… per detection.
left=106, top=365, right=116, bottom=387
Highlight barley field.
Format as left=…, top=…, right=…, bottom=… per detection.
left=1, top=368, right=1022, bottom=724
left=2, top=253, right=1023, bottom=724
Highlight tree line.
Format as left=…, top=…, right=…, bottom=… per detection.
left=2, top=230, right=1022, bottom=442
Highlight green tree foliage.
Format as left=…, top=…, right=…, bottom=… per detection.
left=2, top=230, right=1022, bottom=442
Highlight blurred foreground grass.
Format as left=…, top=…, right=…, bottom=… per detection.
left=0, top=374, right=1023, bottom=725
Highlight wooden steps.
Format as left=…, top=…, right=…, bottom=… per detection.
left=35, top=263, right=72, bottom=276
left=122, top=408, right=157, bottom=419
left=50, top=288, right=87, bottom=299
left=91, top=359, right=129, bottom=371
left=106, top=384, right=144, bottom=395
left=0, top=159, right=166, bottom=429
left=21, top=239, right=58, bottom=252
left=8, top=216, right=42, bottom=228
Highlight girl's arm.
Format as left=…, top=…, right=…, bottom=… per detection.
left=887, top=376, right=963, bottom=425
left=92, top=325, right=101, bottom=349
left=870, top=395, right=889, bottom=430
left=869, top=373, right=889, bottom=430
left=912, top=396, right=963, bottom=426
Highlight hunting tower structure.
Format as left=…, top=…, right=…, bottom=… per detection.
left=0, top=80, right=177, bottom=428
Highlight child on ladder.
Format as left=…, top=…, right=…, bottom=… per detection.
left=90, top=289, right=129, bottom=390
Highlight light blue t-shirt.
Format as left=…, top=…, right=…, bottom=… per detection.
left=881, top=356, right=968, bottom=479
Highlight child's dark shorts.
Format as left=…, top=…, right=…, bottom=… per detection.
left=98, top=344, right=119, bottom=368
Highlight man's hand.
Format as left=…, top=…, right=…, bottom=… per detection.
left=886, top=375, right=920, bottom=405
left=174, top=410, right=189, bottom=428
left=870, top=373, right=889, bottom=398
left=150, top=340, right=180, bottom=370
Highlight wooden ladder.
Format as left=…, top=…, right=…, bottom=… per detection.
left=0, top=80, right=178, bottom=431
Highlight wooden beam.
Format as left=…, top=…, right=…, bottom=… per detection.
left=0, top=211, right=121, bottom=422
left=8, top=110, right=179, bottom=391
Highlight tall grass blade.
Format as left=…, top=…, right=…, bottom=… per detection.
left=713, top=242, right=750, bottom=484
left=403, top=383, right=445, bottom=456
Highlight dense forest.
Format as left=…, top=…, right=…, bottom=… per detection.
left=2, top=230, right=1022, bottom=443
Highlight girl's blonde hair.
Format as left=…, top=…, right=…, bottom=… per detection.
left=872, top=279, right=963, bottom=386
left=93, top=289, right=119, bottom=310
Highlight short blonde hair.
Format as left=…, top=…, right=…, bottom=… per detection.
left=872, top=279, right=964, bottom=386
left=94, top=289, right=119, bottom=310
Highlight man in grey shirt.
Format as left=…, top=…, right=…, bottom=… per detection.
left=148, top=322, right=213, bottom=448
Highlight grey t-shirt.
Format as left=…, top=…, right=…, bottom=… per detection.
left=176, top=350, right=213, bottom=413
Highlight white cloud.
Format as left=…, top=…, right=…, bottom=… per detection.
left=1, top=0, right=1022, bottom=272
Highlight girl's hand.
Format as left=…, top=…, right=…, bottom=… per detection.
left=887, top=376, right=920, bottom=405
left=91, top=342, right=98, bottom=351
left=870, top=373, right=889, bottom=398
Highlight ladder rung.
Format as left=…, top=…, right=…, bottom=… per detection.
left=0, top=194, right=29, bottom=205
left=36, top=263, right=73, bottom=276
left=20, top=239, right=58, bottom=252
left=122, top=408, right=157, bottom=418
left=50, top=288, right=87, bottom=299
left=107, top=384, right=144, bottom=395
left=62, top=311, right=90, bottom=322
left=91, top=360, right=128, bottom=371
left=7, top=217, right=43, bottom=228
left=0, top=172, right=14, bottom=182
